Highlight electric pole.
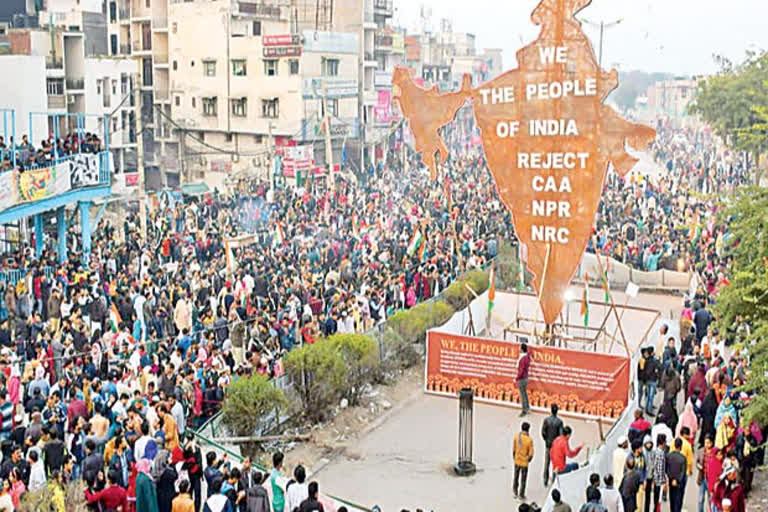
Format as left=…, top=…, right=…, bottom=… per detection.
left=576, top=16, right=622, bottom=68
left=322, top=80, right=335, bottom=194
left=134, top=68, right=147, bottom=242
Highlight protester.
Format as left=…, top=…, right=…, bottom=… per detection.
left=517, top=343, right=531, bottom=417
left=542, top=404, right=564, bottom=487
left=551, top=426, right=583, bottom=476
left=512, top=422, right=534, bottom=500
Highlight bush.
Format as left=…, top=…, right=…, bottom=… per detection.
left=221, top=374, right=288, bottom=437
left=462, top=269, right=490, bottom=295
left=284, top=340, right=348, bottom=423
left=18, top=481, right=87, bottom=512
left=328, top=333, right=379, bottom=406
left=384, top=326, right=423, bottom=370
left=442, top=281, right=473, bottom=310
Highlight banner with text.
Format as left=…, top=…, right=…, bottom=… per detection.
left=425, top=331, right=630, bottom=419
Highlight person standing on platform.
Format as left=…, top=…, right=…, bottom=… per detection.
left=542, top=404, right=564, bottom=486
left=517, top=343, right=531, bottom=417
left=512, top=422, right=534, bottom=501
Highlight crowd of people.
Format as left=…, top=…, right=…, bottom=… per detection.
left=0, top=137, right=512, bottom=511
left=0, top=132, right=105, bottom=172
left=516, top=125, right=757, bottom=512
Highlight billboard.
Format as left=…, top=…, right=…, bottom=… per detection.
left=425, top=331, right=630, bottom=419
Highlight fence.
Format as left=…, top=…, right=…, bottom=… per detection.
left=0, top=266, right=53, bottom=286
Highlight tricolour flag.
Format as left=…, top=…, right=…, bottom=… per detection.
left=407, top=229, right=423, bottom=256
left=418, top=240, right=428, bottom=263
left=488, top=262, right=496, bottom=313
left=600, top=255, right=610, bottom=303
left=274, top=223, right=285, bottom=246
left=580, top=274, right=589, bottom=327
left=109, top=303, right=122, bottom=333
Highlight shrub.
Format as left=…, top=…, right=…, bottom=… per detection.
left=377, top=326, right=422, bottom=371
left=442, top=281, right=473, bottom=310
left=221, top=374, right=288, bottom=436
left=328, top=333, right=379, bottom=406
left=462, top=269, right=490, bottom=296
left=284, top=340, right=348, bottom=423
left=18, top=481, right=87, bottom=512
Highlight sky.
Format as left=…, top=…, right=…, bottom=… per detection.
left=395, top=0, right=765, bottom=76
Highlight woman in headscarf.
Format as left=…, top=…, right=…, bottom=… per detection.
left=715, top=393, right=738, bottom=430
left=715, top=413, right=738, bottom=451
left=135, top=458, right=159, bottom=512
left=656, top=397, right=679, bottom=433
left=153, top=450, right=178, bottom=512
left=676, top=397, right=699, bottom=441
left=707, top=447, right=725, bottom=499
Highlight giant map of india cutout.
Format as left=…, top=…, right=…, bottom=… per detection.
left=393, top=0, right=656, bottom=326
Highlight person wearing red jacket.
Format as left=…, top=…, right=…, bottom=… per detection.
left=550, top=426, right=583, bottom=475
left=712, top=465, right=746, bottom=512
left=516, top=343, right=531, bottom=417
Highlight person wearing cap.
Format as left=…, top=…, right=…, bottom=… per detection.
left=612, top=436, right=629, bottom=487
left=712, top=463, right=745, bottom=512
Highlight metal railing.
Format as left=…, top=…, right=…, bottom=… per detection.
left=0, top=267, right=53, bottom=286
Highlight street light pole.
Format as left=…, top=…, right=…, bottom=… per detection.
left=577, top=17, right=623, bottom=69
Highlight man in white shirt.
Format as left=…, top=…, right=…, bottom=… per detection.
left=285, top=465, right=309, bottom=512
left=612, top=436, right=629, bottom=486
left=27, top=450, right=46, bottom=492
left=169, top=395, right=185, bottom=436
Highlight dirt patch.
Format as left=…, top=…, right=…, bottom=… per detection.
left=274, top=365, right=425, bottom=474
left=747, top=468, right=768, bottom=511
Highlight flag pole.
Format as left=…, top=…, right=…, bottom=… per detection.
left=592, top=243, right=631, bottom=358
left=531, top=243, right=551, bottom=341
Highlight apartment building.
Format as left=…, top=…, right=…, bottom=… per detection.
left=0, top=12, right=136, bottom=187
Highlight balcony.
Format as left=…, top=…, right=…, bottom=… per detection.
left=154, top=89, right=170, bottom=102
left=373, top=0, right=393, bottom=17
left=45, top=57, right=63, bottom=69
left=119, top=44, right=132, bottom=55
left=66, top=78, right=85, bottom=91
left=363, top=53, right=378, bottom=67
left=132, top=40, right=152, bottom=53
left=119, top=7, right=130, bottom=20
left=374, top=33, right=393, bottom=52
left=47, top=95, right=66, bottom=109
left=152, top=17, right=168, bottom=30
left=153, top=55, right=169, bottom=66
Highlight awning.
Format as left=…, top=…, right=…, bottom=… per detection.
left=181, top=182, right=211, bottom=196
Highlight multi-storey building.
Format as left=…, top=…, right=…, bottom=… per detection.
left=0, top=3, right=137, bottom=191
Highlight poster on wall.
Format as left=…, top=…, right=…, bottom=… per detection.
left=425, top=331, right=630, bottom=419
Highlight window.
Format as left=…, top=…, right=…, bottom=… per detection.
left=203, top=60, right=216, bottom=76
left=321, top=98, right=339, bottom=118
left=231, top=98, right=247, bottom=117
left=97, top=80, right=102, bottom=95
left=172, top=22, right=177, bottom=34
left=110, top=34, right=117, bottom=55
left=46, top=78, right=64, bottom=95
left=173, top=60, right=178, bottom=71
left=225, top=133, right=233, bottom=143
left=254, top=134, right=263, bottom=144
left=322, top=58, right=339, bottom=76
left=112, top=80, right=117, bottom=95
left=145, top=0, right=150, bottom=7
left=252, top=21, right=261, bottom=36
left=289, top=59, right=299, bottom=75
left=263, top=59, right=277, bottom=76
left=232, top=59, right=247, bottom=76
left=109, top=2, right=116, bottom=22
left=192, top=97, right=196, bottom=108
left=262, top=98, right=279, bottom=119
left=175, top=96, right=180, bottom=106
left=198, top=131, right=205, bottom=141
left=202, top=97, right=217, bottom=116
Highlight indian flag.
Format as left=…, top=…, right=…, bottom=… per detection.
left=418, top=240, right=428, bottom=262
left=488, top=262, right=496, bottom=313
left=274, top=223, right=285, bottom=246
left=516, top=244, right=525, bottom=292
left=690, top=214, right=701, bottom=247
left=580, top=274, right=589, bottom=327
left=407, top=229, right=423, bottom=256
left=352, top=215, right=360, bottom=237
left=600, top=256, right=610, bottom=303
left=109, top=303, right=122, bottom=333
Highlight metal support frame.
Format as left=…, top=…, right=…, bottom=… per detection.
left=56, top=207, right=67, bottom=264
left=90, top=200, right=108, bottom=232
left=79, top=201, right=92, bottom=263
left=33, top=214, right=44, bottom=258
left=1, top=109, right=17, bottom=169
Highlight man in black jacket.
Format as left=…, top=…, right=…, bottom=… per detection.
left=541, top=403, right=564, bottom=486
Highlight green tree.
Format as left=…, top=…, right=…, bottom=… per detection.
left=221, top=374, right=288, bottom=436
left=713, top=187, right=768, bottom=424
left=689, top=51, right=768, bottom=184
